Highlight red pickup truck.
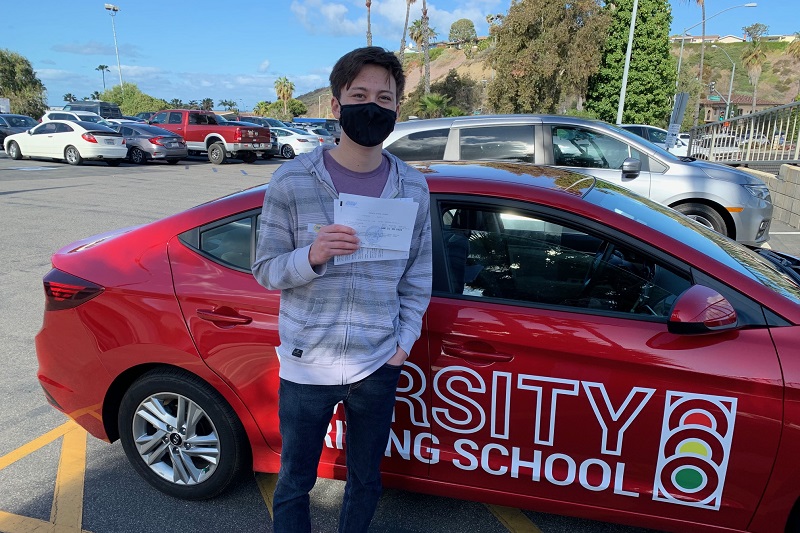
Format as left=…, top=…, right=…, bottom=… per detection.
left=149, top=109, right=270, bottom=164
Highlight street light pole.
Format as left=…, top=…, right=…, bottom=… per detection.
left=675, top=2, right=756, bottom=88
left=712, top=45, right=736, bottom=120
left=104, top=4, right=123, bottom=95
left=616, top=0, right=639, bottom=125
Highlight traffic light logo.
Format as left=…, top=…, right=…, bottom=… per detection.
left=653, top=391, right=737, bottom=510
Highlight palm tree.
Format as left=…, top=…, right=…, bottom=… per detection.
left=254, top=101, right=271, bottom=116
left=422, top=0, right=430, bottom=94
left=366, top=0, right=372, bottom=46
left=742, top=42, right=766, bottom=112
left=63, top=93, right=76, bottom=103
left=96, top=65, right=110, bottom=90
left=274, top=77, right=294, bottom=115
left=90, top=91, right=101, bottom=100
left=201, top=98, right=214, bottom=111
left=416, top=93, right=451, bottom=118
left=409, top=19, right=436, bottom=77
left=168, top=98, right=183, bottom=108
left=399, top=0, right=417, bottom=64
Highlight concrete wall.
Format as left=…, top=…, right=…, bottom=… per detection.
left=744, top=165, right=800, bottom=229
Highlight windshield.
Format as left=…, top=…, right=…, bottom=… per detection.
left=584, top=181, right=800, bottom=305
left=602, top=122, right=684, bottom=161
left=7, top=116, right=38, bottom=128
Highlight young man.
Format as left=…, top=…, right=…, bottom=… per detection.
left=252, top=47, right=432, bottom=533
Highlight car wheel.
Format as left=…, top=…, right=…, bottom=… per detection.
left=240, top=152, right=257, bottom=164
left=208, top=143, right=227, bottom=164
left=674, top=203, right=729, bottom=237
left=65, top=146, right=83, bottom=166
left=280, top=144, right=295, bottom=159
left=7, top=141, right=22, bottom=160
left=118, top=368, right=249, bottom=500
left=106, top=159, right=122, bottom=167
left=130, top=147, right=147, bottom=164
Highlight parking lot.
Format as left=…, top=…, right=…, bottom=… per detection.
left=1, top=153, right=798, bottom=533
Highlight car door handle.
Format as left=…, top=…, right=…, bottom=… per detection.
left=441, top=340, right=513, bottom=363
left=196, top=308, right=252, bottom=326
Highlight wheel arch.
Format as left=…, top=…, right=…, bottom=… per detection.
left=204, top=135, right=226, bottom=149
left=669, top=198, right=736, bottom=240
left=101, top=362, right=275, bottom=470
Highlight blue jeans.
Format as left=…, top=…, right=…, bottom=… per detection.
left=272, top=363, right=402, bottom=533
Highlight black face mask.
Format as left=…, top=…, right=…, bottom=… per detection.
left=338, top=101, right=397, bottom=147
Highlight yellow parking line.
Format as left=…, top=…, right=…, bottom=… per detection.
left=0, top=421, right=75, bottom=471
left=486, top=504, right=544, bottom=533
left=255, top=473, right=278, bottom=519
left=50, top=427, right=87, bottom=529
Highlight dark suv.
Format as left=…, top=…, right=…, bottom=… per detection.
left=63, top=101, right=122, bottom=119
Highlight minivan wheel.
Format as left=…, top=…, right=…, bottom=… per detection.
left=674, top=203, right=728, bottom=237
left=118, top=368, right=249, bottom=500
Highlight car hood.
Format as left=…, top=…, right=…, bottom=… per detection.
left=686, top=159, right=766, bottom=185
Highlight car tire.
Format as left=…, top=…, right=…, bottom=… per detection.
left=118, top=368, right=249, bottom=500
left=240, top=152, right=257, bottom=164
left=674, top=203, right=729, bottom=237
left=280, top=144, right=295, bottom=159
left=208, top=143, right=227, bottom=165
left=130, top=147, right=147, bottom=164
left=7, top=141, right=22, bottom=160
left=106, top=159, right=122, bottom=167
left=65, top=146, right=83, bottom=166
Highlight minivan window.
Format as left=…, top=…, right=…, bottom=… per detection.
left=384, top=128, right=449, bottom=161
left=551, top=126, right=643, bottom=170
left=459, top=125, right=535, bottom=163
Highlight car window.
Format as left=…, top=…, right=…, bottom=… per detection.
left=82, top=115, right=103, bottom=123
left=151, top=112, right=168, bottom=124
left=200, top=217, right=253, bottom=270
left=168, top=112, right=183, bottom=124
left=384, top=128, right=449, bottom=161
left=50, top=113, right=70, bottom=121
left=646, top=128, right=668, bottom=144
left=0, top=117, right=7, bottom=126
left=551, top=126, right=642, bottom=170
left=458, top=125, right=535, bottom=163
left=120, top=126, right=133, bottom=137
left=55, top=123, right=74, bottom=133
left=34, top=123, right=58, bottom=135
left=438, top=202, right=691, bottom=317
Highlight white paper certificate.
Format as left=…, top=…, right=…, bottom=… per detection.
left=334, top=193, right=419, bottom=264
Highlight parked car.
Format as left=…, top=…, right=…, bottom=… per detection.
left=271, top=126, right=321, bottom=159
left=104, top=118, right=139, bottom=126
left=41, top=110, right=113, bottom=127
left=113, top=123, right=188, bottom=164
left=691, top=134, right=741, bottom=162
left=382, top=115, right=772, bottom=245
left=135, top=112, right=156, bottom=121
left=35, top=161, right=800, bottom=532
left=236, top=116, right=287, bottom=129
left=63, top=100, right=122, bottom=119
left=306, top=126, right=337, bottom=147
left=4, top=120, right=127, bottom=166
left=122, top=115, right=147, bottom=123
left=620, top=124, right=689, bottom=157
left=0, top=114, right=38, bottom=147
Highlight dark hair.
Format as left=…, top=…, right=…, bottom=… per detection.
left=329, top=46, right=405, bottom=101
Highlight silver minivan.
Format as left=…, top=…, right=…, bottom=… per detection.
left=383, top=114, right=772, bottom=245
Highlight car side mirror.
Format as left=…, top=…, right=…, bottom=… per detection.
left=667, top=285, right=738, bottom=335
left=621, top=157, right=641, bottom=179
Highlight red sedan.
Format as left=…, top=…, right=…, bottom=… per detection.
left=36, top=162, right=800, bottom=532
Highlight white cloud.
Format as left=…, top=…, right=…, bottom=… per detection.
left=258, top=59, right=270, bottom=73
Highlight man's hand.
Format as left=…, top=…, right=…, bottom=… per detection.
left=309, top=224, right=359, bottom=266
left=386, top=346, right=408, bottom=366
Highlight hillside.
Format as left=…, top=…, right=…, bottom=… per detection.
left=297, top=41, right=799, bottom=116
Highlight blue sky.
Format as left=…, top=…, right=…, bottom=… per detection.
left=2, top=0, right=790, bottom=110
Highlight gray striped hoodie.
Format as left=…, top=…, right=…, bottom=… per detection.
left=252, top=146, right=432, bottom=385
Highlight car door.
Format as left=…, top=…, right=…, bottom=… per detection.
left=424, top=195, right=782, bottom=530
left=548, top=124, right=652, bottom=198
left=168, top=209, right=431, bottom=480
left=25, top=122, right=59, bottom=156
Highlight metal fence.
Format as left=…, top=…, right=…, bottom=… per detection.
left=687, top=100, right=800, bottom=175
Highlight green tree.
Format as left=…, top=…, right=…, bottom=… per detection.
left=168, top=98, right=184, bottom=108
left=585, top=0, right=674, bottom=125
left=218, top=99, right=237, bottom=111
left=422, top=0, right=431, bottom=94
left=684, top=0, right=706, bottom=126
left=274, top=76, right=295, bottom=115
left=399, top=0, right=417, bottom=64
left=63, top=93, right=77, bottom=102
left=254, top=101, right=272, bottom=115
left=742, top=23, right=768, bottom=112
left=90, top=91, right=101, bottom=100
left=787, top=32, right=800, bottom=99
left=265, top=98, right=306, bottom=121
left=488, top=0, right=610, bottom=115
left=96, top=65, right=110, bottom=90
left=409, top=19, right=438, bottom=78
left=100, top=82, right=168, bottom=115
left=449, top=18, right=477, bottom=46
left=201, top=98, right=214, bottom=111
left=187, top=100, right=199, bottom=110
left=0, top=49, right=48, bottom=117
left=416, top=93, right=451, bottom=118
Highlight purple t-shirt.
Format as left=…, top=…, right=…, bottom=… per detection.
left=323, top=150, right=389, bottom=198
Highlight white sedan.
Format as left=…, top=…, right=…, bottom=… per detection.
left=4, top=120, right=128, bottom=166
left=272, top=126, right=321, bottom=159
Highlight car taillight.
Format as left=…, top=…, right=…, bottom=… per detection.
left=297, top=139, right=309, bottom=143
left=43, top=269, right=104, bottom=311
left=148, top=136, right=165, bottom=146
left=233, top=127, right=242, bottom=142
left=81, top=133, right=98, bottom=143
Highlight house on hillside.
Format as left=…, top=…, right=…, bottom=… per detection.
left=717, top=35, right=745, bottom=44
left=701, top=94, right=790, bottom=123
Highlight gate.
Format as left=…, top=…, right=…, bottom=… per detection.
left=687, top=100, right=800, bottom=175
